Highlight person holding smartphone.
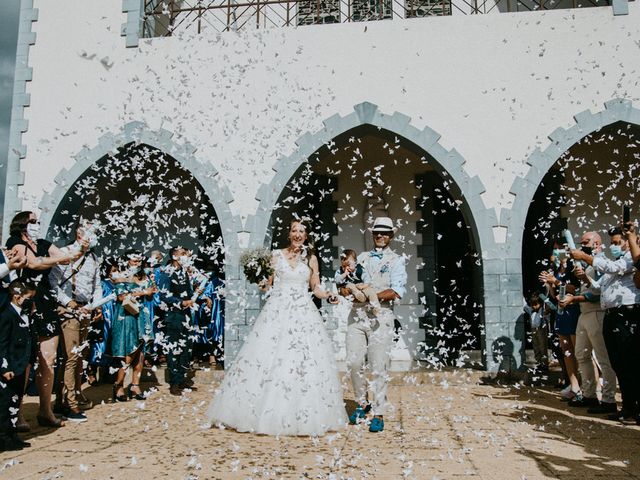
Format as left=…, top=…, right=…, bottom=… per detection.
left=570, top=225, right=640, bottom=424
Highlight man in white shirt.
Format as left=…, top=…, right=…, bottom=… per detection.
left=562, top=232, right=616, bottom=413
left=343, top=217, right=407, bottom=433
left=571, top=227, right=640, bottom=423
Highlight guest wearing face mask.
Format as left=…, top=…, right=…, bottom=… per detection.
left=110, top=251, right=156, bottom=401
left=49, top=222, right=103, bottom=421
left=571, top=227, right=640, bottom=424
left=156, top=247, right=196, bottom=396
left=561, top=232, right=617, bottom=413
left=5, top=211, right=86, bottom=428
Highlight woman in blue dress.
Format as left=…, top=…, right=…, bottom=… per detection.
left=192, top=257, right=224, bottom=366
left=87, top=258, right=118, bottom=385
left=111, top=251, right=156, bottom=401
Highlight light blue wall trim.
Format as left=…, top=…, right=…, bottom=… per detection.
left=248, top=102, right=499, bottom=256
left=2, top=0, right=38, bottom=242
left=121, top=0, right=143, bottom=48
left=612, top=0, right=629, bottom=15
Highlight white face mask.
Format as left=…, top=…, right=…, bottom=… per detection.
left=26, top=223, right=41, bottom=239
left=178, top=255, right=192, bottom=267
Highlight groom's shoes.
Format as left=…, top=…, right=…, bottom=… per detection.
left=349, top=404, right=371, bottom=425
left=369, top=416, right=384, bottom=433
left=349, top=407, right=366, bottom=425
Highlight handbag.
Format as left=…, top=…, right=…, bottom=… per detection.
left=122, top=295, right=140, bottom=316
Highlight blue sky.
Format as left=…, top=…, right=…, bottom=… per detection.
left=0, top=0, right=21, bottom=216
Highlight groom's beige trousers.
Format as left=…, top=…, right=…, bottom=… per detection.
left=346, top=305, right=394, bottom=416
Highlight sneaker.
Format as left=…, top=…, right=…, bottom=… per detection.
left=568, top=396, right=599, bottom=408
left=587, top=402, right=617, bottom=414
left=349, top=407, right=366, bottom=425
left=65, top=411, right=88, bottom=423
left=369, top=416, right=384, bottom=433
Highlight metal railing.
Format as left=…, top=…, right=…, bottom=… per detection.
left=141, top=0, right=612, bottom=37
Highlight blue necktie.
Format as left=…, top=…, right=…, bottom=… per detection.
left=369, top=251, right=383, bottom=259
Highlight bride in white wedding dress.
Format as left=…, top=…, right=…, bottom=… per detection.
left=206, top=220, right=347, bottom=436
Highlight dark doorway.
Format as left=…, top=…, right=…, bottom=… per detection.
left=48, top=142, right=224, bottom=267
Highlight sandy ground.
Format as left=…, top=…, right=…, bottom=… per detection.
left=1, top=367, right=639, bottom=480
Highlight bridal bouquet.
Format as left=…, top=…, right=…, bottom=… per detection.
left=240, top=247, right=274, bottom=284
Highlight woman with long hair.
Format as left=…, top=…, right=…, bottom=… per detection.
left=110, top=251, right=155, bottom=401
left=207, top=218, right=346, bottom=436
left=5, top=211, right=86, bottom=427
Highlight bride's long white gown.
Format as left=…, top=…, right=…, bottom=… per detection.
left=206, top=250, right=347, bottom=435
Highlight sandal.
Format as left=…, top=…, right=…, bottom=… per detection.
left=127, top=384, right=145, bottom=400
left=36, top=415, right=64, bottom=428
left=113, top=383, right=128, bottom=402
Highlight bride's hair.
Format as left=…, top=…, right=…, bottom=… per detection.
left=289, top=217, right=316, bottom=262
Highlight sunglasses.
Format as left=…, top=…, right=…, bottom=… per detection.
left=28, top=219, right=40, bottom=225
left=373, top=232, right=391, bottom=237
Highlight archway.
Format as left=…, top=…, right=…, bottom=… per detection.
left=37, top=122, right=246, bottom=365
left=264, top=121, right=485, bottom=366
left=46, top=142, right=225, bottom=263
left=522, top=120, right=640, bottom=296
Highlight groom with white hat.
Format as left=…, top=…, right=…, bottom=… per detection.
left=344, top=216, right=407, bottom=433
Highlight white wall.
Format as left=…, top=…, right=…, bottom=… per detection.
left=9, top=1, right=640, bottom=364
left=19, top=1, right=640, bottom=227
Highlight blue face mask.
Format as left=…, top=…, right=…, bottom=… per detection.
left=552, top=249, right=561, bottom=258
left=609, top=244, right=623, bottom=259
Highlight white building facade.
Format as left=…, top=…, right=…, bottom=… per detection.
left=4, top=0, right=640, bottom=370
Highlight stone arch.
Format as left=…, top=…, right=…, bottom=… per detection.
left=38, top=123, right=246, bottom=360
left=246, top=102, right=499, bottom=366
left=247, top=102, right=498, bottom=255
left=502, top=98, right=640, bottom=257
left=38, top=121, right=242, bottom=259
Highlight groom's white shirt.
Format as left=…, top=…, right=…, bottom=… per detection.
left=357, top=248, right=407, bottom=303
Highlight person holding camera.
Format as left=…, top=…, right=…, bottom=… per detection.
left=570, top=226, right=640, bottom=424
left=559, top=231, right=616, bottom=413
left=50, top=222, right=102, bottom=422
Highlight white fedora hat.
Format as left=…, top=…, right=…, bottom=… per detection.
left=369, top=217, right=397, bottom=233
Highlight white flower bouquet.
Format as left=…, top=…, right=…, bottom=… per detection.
left=240, top=248, right=274, bottom=284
